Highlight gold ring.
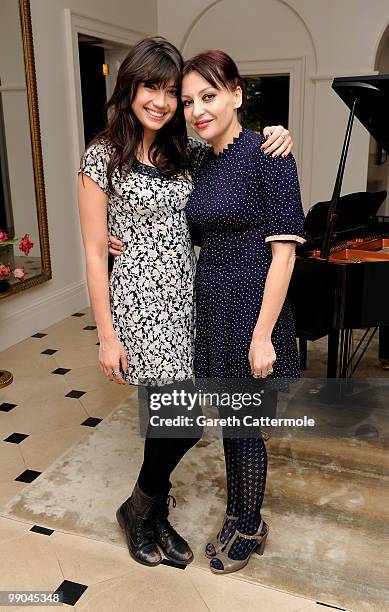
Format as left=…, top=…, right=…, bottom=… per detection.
left=280, top=133, right=286, bottom=142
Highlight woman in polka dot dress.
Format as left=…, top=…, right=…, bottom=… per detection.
left=181, top=51, right=306, bottom=574
left=82, top=37, right=293, bottom=571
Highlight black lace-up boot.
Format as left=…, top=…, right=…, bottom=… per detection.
left=152, top=483, right=194, bottom=565
left=116, top=481, right=162, bottom=567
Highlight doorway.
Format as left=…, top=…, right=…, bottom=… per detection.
left=243, top=75, right=290, bottom=132
left=77, top=34, right=129, bottom=147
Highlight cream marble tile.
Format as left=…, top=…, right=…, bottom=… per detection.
left=50, top=532, right=137, bottom=585
left=187, top=566, right=314, bottom=612
left=40, top=314, right=92, bottom=333
left=79, top=385, right=134, bottom=418
left=295, top=606, right=351, bottom=612
left=0, top=371, right=70, bottom=404
left=0, top=480, right=27, bottom=510
left=53, top=345, right=100, bottom=369
left=11, top=607, right=62, bottom=612
left=0, top=530, right=63, bottom=592
left=2, top=334, right=62, bottom=356
left=18, top=426, right=90, bottom=472
left=39, top=326, right=99, bottom=348
left=0, top=418, right=19, bottom=440
left=40, top=310, right=95, bottom=333
left=0, top=516, right=32, bottom=541
left=0, top=397, right=89, bottom=435
left=0, top=352, right=58, bottom=376
left=0, top=336, right=50, bottom=358
left=64, top=365, right=111, bottom=392
left=74, top=564, right=209, bottom=612
left=0, top=442, right=26, bottom=480
left=293, top=606, right=329, bottom=612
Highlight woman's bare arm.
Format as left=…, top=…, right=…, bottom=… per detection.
left=249, top=242, right=296, bottom=378
left=77, top=173, right=127, bottom=384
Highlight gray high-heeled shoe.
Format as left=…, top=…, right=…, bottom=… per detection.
left=205, top=513, right=238, bottom=558
left=209, top=520, right=269, bottom=574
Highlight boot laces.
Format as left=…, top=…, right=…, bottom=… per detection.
left=137, top=516, right=153, bottom=540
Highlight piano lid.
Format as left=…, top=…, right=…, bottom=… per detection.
left=304, top=190, right=387, bottom=242
left=332, top=75, right=389, bottom=154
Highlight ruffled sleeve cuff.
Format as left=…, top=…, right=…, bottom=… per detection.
left=265, top=234, right=306, bottom=244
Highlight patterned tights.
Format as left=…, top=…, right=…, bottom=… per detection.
left=211, top=389, right=276, bottom=567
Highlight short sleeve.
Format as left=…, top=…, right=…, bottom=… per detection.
left=78, top=141, right=110, bottom=194
left=259, top=152, right=306, bottom=244
left=186, top=137, right=209, bottom=181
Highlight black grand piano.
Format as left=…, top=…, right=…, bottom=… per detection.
left=288, top=75, right=389, bottom=378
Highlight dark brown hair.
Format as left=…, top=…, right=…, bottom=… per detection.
left=182, top=50, right=247, bottom=121
left=88, top=37, right=188, bottom=194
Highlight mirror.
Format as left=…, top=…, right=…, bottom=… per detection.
left=0, top=0, right=51, bottom=298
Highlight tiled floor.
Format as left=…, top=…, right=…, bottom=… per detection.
left=0, top=308, right=347, bottom=611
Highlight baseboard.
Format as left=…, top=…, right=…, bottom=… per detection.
left=0, top=280, right=89, bottom=351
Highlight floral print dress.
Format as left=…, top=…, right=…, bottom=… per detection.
left=79, top=139, right=205, bottom=385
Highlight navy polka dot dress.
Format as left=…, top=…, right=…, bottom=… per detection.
left=186, top=128, right=306, bottom=382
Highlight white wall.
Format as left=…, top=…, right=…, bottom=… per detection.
left=0, top=0, right=157, bottom=351
left=158, top=0, right=389, bottom=209
left=368, top=23, right=389, bottom=206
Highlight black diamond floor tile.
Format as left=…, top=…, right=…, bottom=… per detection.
left=72, top=312, right=86, bottom=317
left=41, top=348, right=58, bottom=355
left=0, top=402, right=17, bottom=412
left=15, top=469, right=42, bottom=483
left=316, top=603, right=346, bottom=611
left=31, top=332, right=47, bottom=338
left=65, top=390, right=86, bottom=399
left=54, top=580, right=88, bottom=606
left=83, top=325, right=97, bottom=331
left=81, top=417, right=102, bottom=427
left=52, top=368, right=71, bottom=375
left=161, top=558, right=187, bottom=570
left=4, top=432, right=29, bottom=444
left=30, top=525, right=54, bottom=536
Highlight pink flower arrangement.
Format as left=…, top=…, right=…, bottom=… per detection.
left=19, top=234, right=34, bottom=256
left=0, top=230, right=34, bottom=283
left=0, top=264, right=12, bottom=279
left=13, top=267, right=26, bottom=280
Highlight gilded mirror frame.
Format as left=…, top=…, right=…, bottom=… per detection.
left=1, top=0, right=51, bottom=298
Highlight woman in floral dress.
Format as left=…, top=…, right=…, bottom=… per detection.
left=78, top=37, right=292, bottom=569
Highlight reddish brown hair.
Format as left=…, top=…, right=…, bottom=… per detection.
left=182, top=50, right=247, bottom=120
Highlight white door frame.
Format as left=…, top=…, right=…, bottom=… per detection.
left=63, top=10, right=149, bottom=170
left=238, top=57, right=305, bottom=173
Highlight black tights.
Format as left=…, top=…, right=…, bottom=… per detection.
left=137, top=382, right=202, bottom=497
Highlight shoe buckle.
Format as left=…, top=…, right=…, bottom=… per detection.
left=167, top=494, right=176, bottom=509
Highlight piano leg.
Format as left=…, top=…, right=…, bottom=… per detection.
left=299, top=338, right=307, bottom=370
left=379, top=326, right=389, bottom=370
left=327, top=330, right=339, bottom=377
left=339, top=328, right=352, bottom=377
